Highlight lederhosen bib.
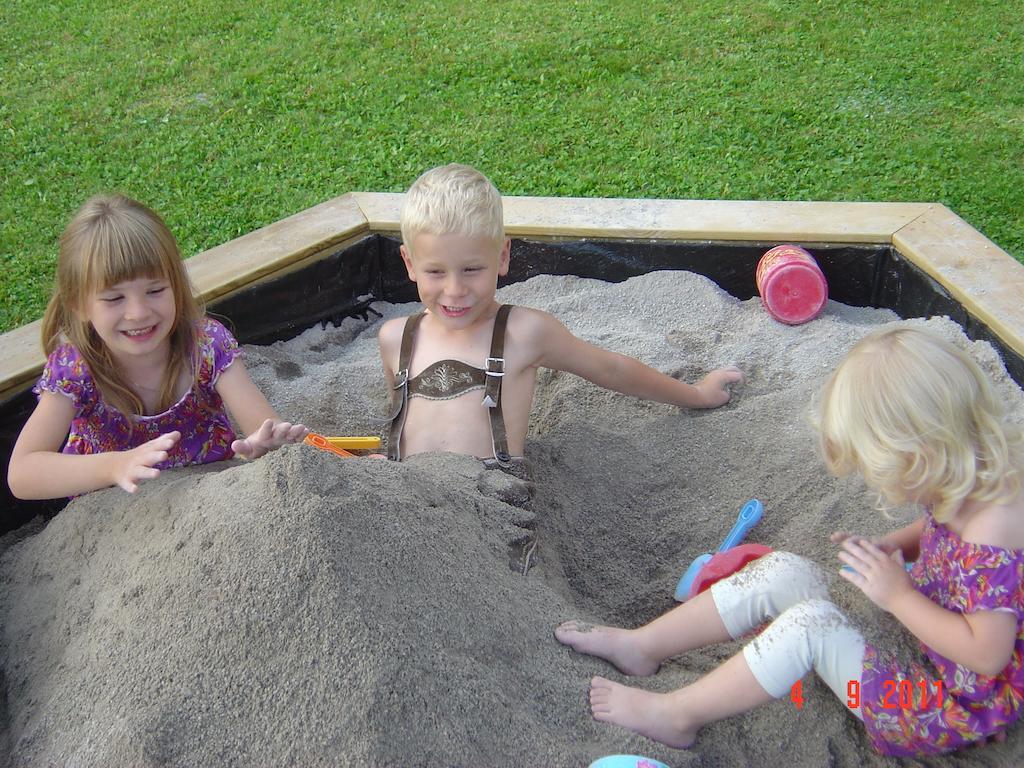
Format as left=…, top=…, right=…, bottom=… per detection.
left=386, top=304, right=512, bottom=465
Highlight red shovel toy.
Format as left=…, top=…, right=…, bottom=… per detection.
left=687, top=542, right=773, bottom=599
left=675, top=500, right=772, bottom=601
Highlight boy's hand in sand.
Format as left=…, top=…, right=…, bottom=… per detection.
left=112, top=431, right=180, bottom=493
left=837, top=537, right=914, bottom=612
left=232, top=419, right=309, bottom=460
left=693, top=366, right=744, bottom=408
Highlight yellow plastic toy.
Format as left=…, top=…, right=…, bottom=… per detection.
left=319, top=436, right=381, bottom=450
left=304, top=433, right=381, bottom=458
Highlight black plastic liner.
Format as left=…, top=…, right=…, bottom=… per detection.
left=3, top=234, right=1020, bottom=533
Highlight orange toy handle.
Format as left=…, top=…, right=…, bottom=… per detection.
left=304, top=433, right=355, bottom=458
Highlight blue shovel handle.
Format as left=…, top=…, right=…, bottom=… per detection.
left=717, top=499, right=764, bottom=552
left=674, top=499, right=765, bottom=602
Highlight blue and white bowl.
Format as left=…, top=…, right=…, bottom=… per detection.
left=588, top=756, right=670, bottom=768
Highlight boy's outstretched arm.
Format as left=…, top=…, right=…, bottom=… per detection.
left=528, top=310, right=742, bottom=408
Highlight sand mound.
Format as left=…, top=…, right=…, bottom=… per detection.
left=2, top=271, right=1024, bottom=767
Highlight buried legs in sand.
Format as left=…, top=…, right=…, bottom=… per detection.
left=555, top=552, right=866, bottom=749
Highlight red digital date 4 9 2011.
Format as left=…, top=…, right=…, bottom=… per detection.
left=789, top=679, right=943, bottom=710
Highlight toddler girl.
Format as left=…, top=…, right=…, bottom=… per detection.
left=8, top=194, right=308, bottom=499
left=555, top=326, right=1024, bottom=757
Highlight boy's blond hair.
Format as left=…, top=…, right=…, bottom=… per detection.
left=41, top=194, right=203, bottom=419
left=813, top=326, right=1023, bottom=522
left=400, top=164, right=504, bottom=253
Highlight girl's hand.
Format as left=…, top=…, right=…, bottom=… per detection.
left=837, top=537, right=915, bottom=612
left=830, top=531, right=898, bottom=555
left=113, top=431, right=180, bottom=493
left=231, top=419, right=309, bottom=460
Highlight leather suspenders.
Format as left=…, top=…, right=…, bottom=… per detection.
left=483, top=304, right=512, bottom=464
left=385, top=311, right=425, bottom=462
left=387, top=305, right=512, bottom=465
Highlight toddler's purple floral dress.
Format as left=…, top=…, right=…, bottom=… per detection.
left=35, top=317, right=240, bottom=469
left=860, top=511, right=1024, bottom=756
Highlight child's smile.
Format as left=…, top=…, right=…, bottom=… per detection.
left=439, top=304, right=471, bottom=318
left=122, top=324, right=159, bottom=340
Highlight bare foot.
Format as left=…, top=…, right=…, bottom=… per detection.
left=590, top=676, right=697, bottom=749
left=554, top=620, right=660, bottom=676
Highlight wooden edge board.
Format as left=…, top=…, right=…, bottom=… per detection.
left=351, top=192, right=933, bottom=242
left=187, top=194, right=368, bottom=304
left=893, top=205, right=1024, bottom=354
left=0, top=321, right=43, bottom=403
left=2, top=195, right=1020, bottom=398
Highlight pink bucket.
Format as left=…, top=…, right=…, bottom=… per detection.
left=755, top=245, right=828, bottom=325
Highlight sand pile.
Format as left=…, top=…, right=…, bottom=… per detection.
left=2, top=270, right=1024, bottom=767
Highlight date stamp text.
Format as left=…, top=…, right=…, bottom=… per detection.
left=789, top=679, right=943, bottom=710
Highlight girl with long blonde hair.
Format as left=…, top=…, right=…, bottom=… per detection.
left=8, top=194, right=307, bottom=498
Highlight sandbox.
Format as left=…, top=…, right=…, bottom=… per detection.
left=0, top=198, right=1022, bottom=767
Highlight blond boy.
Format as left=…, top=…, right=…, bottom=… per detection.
left=378, top=164, right=743, bottom=464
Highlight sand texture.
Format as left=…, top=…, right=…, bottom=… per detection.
left=2, top=270, right=1024, bottom=767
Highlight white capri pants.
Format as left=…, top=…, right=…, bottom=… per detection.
left=710, top=551, right=866, bottom=719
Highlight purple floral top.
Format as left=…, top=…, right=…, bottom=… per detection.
left=861, top=511, right=1024, bottom=756
left=35, top=317, right=241, bottom=469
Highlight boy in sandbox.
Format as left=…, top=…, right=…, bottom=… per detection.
left=378, top=163, right=743, bottom=467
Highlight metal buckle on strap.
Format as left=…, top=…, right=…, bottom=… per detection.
left=482, top=358, right=503, bottom=408
left=394, top=368, right=409, bottom=389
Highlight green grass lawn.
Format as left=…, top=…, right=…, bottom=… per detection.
left=1, top=0, right=1021, bottom=333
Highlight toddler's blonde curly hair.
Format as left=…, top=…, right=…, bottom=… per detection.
left=813, top=326, right=1023, bottom=522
